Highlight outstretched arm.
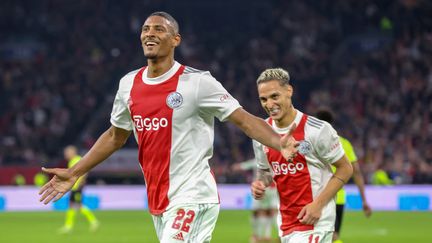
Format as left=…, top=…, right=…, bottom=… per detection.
left=297, top=155, right=353, bottom=225
left=228, top=108, right=298, bottom=160
left=352, top=162, right=372, bottom=217
left=39, top=126, right=131, bottom=204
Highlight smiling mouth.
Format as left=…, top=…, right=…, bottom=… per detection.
left=268, top=108, right=280, bottom=116
left=144, top=41, right=158, bottom=47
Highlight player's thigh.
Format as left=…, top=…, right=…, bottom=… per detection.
left=281, top=230, right=333, bottom=243
left=252, top=198, right=267, bottom=211
left=266, top=187, right=278, bottom=209
left=153, top=203, right=220, bottom=243
left=252, top=188, right=277, bottom=210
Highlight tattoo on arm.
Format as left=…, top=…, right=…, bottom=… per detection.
left=256, top=169, right=273, bottom=186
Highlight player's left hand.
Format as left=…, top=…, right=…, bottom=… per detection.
left=363, top=202, right=372, bottom=217
left=280, top=123, right=299, bottom=162
left=251, top=180, right=266, bottom=200
left=297, top=201, right=322, bottom=225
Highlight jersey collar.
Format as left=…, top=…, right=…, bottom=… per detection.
left=272, top=109, right=303, bottom=134
left=142, top=61, right=181, bottom=85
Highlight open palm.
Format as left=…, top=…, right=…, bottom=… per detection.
left=39, top=167, right=78, bottom=204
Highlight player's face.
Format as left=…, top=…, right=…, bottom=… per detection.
left=257, top=80, right=293, bottom=124
left=140, top=16, right=180, bottom=60
left=63, top=147, right=74, bottom=160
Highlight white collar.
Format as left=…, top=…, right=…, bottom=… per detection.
left=272, top=109, right=303, bottom=134
left=142, top=61, right=181, bottom=85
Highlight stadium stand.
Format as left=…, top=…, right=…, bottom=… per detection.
left=1, top=0, right=431, bottom=184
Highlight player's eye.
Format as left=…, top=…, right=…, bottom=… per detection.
left=155, top=26, right=165, bottom=32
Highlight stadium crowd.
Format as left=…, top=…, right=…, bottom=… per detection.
left=1, top=0, right=431, bottom=184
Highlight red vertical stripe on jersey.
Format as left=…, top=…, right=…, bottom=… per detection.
left=266, top=115, right=314, bottom=235
left=129, top=66, right=185, bottom=215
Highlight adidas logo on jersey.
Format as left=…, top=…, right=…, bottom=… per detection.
left=172, top=231, right=184, bottom=241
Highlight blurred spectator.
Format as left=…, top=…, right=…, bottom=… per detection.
left=33, top=172, right=48, bottom=187
left=13, top=174, right=26, bottom=186
left=372, top=164, right=394, bottom=185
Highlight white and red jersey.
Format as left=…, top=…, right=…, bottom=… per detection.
left=252, top=110, right=344, bottom=236
left=110, top=61, right=241, bottom=215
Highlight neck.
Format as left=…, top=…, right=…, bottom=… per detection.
left=274, top=106, right=297, bottom=128
left=146, top=56, right=175, bottom=78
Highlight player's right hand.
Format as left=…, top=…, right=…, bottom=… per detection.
left=363, top=202, right=372, bottom=217
left=251, top=180, right=266, bottom=200
left=38, top=167, right=78, bottom=204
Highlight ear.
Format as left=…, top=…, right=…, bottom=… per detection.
left=173, top=34, right=181, bottom=47
left=286, top=84, right=293, bottom=98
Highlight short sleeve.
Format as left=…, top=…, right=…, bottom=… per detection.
left=110, top=77, right=133, bottom=131
left=252, top=140, right=270, bottom=170
left=197, top=72, right=242, bottom=122
left=314, top=123, right=345, bottom=164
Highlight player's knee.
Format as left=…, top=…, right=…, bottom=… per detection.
left=265, top=209, right=274, bottom=217
left=256, top=209, right=267, bottom=217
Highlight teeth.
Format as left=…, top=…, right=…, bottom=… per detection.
left=268, top=108, right=280, bottom=116
left=146, top=41, right=157, bottom=46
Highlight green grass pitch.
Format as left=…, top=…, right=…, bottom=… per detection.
left=1, top=210, right=431, bottom=243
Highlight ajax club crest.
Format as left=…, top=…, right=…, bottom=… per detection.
left=298, top=140, right=312, bottom=155
left=166, top=92, right=183, bottom=109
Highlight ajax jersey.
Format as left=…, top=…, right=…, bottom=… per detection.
left=110, top=61, right=241, bottom=215
left=253, top=110, right=344, bottom=236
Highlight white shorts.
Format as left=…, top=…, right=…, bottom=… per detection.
left=152, top=203, right=220, bottom=243
left=252, top=186, right=278, bottom=210
left=281, top=230, right=333, bottom=243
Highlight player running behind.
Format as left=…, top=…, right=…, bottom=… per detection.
left=58, top=145, right=99, bottom=233
left=232, top=159, right=279, bottom=243
left=315, top=110, right=372, bottom=243
left=251, top=68, right=353, bottom=243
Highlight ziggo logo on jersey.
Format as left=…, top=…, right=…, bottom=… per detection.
left=133, top=115, right=168, bottom=131
left=271, top=161, right=305, bottom=175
